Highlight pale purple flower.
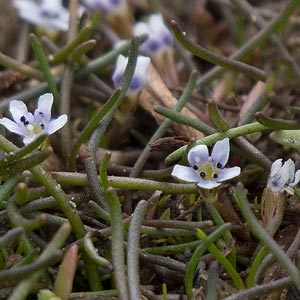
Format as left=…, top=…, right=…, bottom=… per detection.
left=133, top=14, right=173, bottom=58
left=267, top=159, right=300, bottom=194
left=13, top=0, right=73, bottom=31
left=112, top=55, right=150, bottom=97
left=0, top=93, right=68, bottom=144
left=172, top=138, right=241, bottom=189
left=82, top=0, right=126, bottom=15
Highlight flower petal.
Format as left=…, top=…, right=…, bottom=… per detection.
left=9, top=100, right=30, bottom=123
left=23, top=135, right=37, bottom=145
left=130, top=56, right=150, bottom=92
left=112, top=55, right=127, bottom=86
left=13, top=0, right=70, bottom=31
left=290, top=170, right=300, bottom=187
left=135, top=56, right=151, bottom=78
left=196, top=179, right=221, bottom=189
left=36, top=93, right=53, bottom=122
left=0, top=118, right=25, bottom=136
left=148, top=14, right=169, bottom=37
left=171, top=165, right=199, bottom=183
left=284, top=159, right=296, bottom=183
left=133, top=22, right=150, bottom=37
left=13, top=0, right=41, bottom=19
left=218, top=167, right=241, bottom=182
left=42, top=0, right=64, bottom=11
left=211, top=138, right=230, bottom=167
left=268, top=174, right=288, bottom=192
left=187, top=145, right=209, bottom=167
left=48, top=114, right=68, bottom=134
left=83, top=0, right=124, bottom=14
left=270, top=159, right=283, bottom=176
left=279, top=160, right=293, bottom=184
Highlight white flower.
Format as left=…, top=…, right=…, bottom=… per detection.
left=0, top=93, right=68, bottom=144
left=13, top=0, right=71, bottom=31
left=82, top=0, right=126, bottom=15
left=267, top=159, right=300, bottom=194
left=172, top=138, right=241, bottom=189
left=133, top=13, right=173, bottom=58
left=112, top=54, right=150, bottom=97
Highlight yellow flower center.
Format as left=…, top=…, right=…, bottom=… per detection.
left=194, top=162, right=220, bottom=181
left=24, top=123, right=44, bottom=135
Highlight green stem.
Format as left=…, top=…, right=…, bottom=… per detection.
left=165, top=121, right=269, bottom=164
left=31, top=166, right=103, bottom=290
left=71, top=39, right=97, bottom=62
left=69, top=37, right=140, bottom=169
left=140, top=252, right=186, bottom=274
left=83, top=235, right=112, bottom=269
left=99, top=152, right=111, bottom=191
left=30, top=34, right=60, bottom=103
left=127, top=200, right=150, bottom=300
left=50, top=25, right=93, bottom=65
left=0, top=52, right=44, bottom=80
left=0, top=227, right=24, bottom=249
left=0, top=134, right=47, bottom=166
left=105, top=187, right=129, bottom=300
left=0, top=148, right=52, bottom=176
left=156, top=106, right=271, bottom=167
left=0, top=175, right=19, bottom=208
left=247, top=246, right=267, bottom=288
left=206, top=202, right=236, bottom=268
left=7, top=195, right=46, bottom=231
left=185, top=223, right=232, bottom=300
left=171, top=21, right=266, bottom=81
left=50, top=172, right=198, bottom=194
left=196, top=229, right=245, bottom=290
left=8, top=223, right=71, bottom=300
left=206, top=262, right=219, bottom=300
left=255, top=112, right=300, bottom=129
left=0, top=134, right=101, bottom=291
left=223, top=276, right=292, bottom=300
left=144, top=240, right=203, bottom=256
left=207, top=102, right=230, bottom=132
left=233, top=183, right=300, bottom=290
left=0, top=251, right=62, bottom=288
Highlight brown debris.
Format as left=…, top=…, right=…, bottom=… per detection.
left=139, top=65, right=204, bottom=140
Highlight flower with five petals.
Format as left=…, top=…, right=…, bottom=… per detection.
left=0, top=93, right=68, bottom=144
left=172, top=138, right=241, bottom=189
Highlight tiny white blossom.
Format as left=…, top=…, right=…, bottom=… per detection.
left=13, top=0, right=72, bottom=31
left=82, top=0, right=126, bottom=15
left=133, top=13, right=173, bottom=58
left=112, top=54, right=150, bottom=97
left=0, top=93, right=68, bottom=144
left=172, top=138, right=241, bottom=189
left=267, top=159, right=300, bottom=194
